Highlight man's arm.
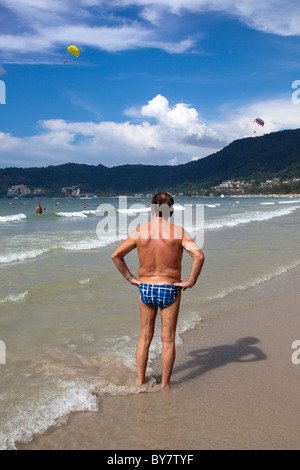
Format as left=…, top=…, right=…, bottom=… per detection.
left=174, top=230, right=204, bottom=290
left=110, top=234, right=140, bottom=287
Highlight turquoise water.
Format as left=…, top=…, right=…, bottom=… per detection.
left=0, top=195, right=300, bottom=449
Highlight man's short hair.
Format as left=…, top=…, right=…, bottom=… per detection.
left=151, top=192, right=174, bottom=218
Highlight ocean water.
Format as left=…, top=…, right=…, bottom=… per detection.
left=0, top=195, right=300, bottom=449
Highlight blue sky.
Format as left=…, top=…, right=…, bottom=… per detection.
left=1, top=0, right=300, bottom=168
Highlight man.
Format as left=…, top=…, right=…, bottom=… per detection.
left=111, top=192, right=204, bottom=390
left=36, top=203, right=43, bottom=214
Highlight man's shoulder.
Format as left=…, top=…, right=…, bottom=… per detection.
left=129, top=222, right=151, bottom=239
left=135, top=221, right=152, bottom=232
left=130, top=221, right=185, bottom=241
left=169, top=222, right=184, bottom=235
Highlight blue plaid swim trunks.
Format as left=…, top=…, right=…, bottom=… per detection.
left=139, top=283, right=181, bottom=309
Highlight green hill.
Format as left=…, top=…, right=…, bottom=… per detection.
left=1, top=128, right=300, bottom=196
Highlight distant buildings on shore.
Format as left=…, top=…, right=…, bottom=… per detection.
left=7, top=184, right=33, bottom=197
left=6, top=184, right=87, bottom=198
left=213, top=177, right=300, bottom=194
left=5, top=176, right=300, bottom=198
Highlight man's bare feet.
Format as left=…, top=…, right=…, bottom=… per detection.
left=161, top=380, right=178, bottom=391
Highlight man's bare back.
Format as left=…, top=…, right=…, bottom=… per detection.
left=134, top=219, right=184, bottom=284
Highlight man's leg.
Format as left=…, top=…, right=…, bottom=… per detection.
left=161, top=292, right=181, bottom=390
left=136, top=297, right=158, bottom=385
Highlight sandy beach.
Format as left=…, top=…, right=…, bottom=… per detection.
left=18, top=264, right=300, bottom=451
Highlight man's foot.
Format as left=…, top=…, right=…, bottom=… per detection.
left=161, top=380, right=178, bottom=391
left=136, top=376, right=158, bottom=388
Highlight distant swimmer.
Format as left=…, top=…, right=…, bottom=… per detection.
left=36, top=203, right=43, bottom=214
left=83, top=203, right=86, bottom=209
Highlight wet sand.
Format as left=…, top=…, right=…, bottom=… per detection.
left=19, top=266, right=300, bottom=450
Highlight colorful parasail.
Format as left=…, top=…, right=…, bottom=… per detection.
left=64, top=45, right=80, bottom=63
left=254, top=118, right=264, bottom=127
left=253, top=118, right=265, bottom=133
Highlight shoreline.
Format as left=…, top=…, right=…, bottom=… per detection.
left=225, top=193, right=300, bottom=197
left=2, top=193, right=300, bottom=199
left=18, top=264, right=300, bottom=450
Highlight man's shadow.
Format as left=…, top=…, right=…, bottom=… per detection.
left=173, top=337, right=267, bottom=384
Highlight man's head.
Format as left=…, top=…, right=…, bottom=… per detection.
left=151, top=192, right=174, bottom=219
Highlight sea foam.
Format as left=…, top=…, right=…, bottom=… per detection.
left=0, top=290, right=29, bottom=304
left=278, top=199, right=300, bottom=204
left=56, top=210, right=97, bottom=218
left=0, top=249, right=49, bottom=265
left=206, top=259, right=300, bottom=301
left=0, top=381, right=98, bottom=450
left=205, top=205, right=300, bottom=230
left=0, top=213, right=26, bottom=223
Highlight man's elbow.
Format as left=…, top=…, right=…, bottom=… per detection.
left=196, top=250, right=205, bottom=263
left=111, top=251, right=124, bottom=264
left=111, top=252, right=118, bottom=262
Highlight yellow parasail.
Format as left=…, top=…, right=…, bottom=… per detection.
left=67, top=45, right=80, bottom=57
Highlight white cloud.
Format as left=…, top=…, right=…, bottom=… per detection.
left=110, top=0, right=300, bottom=36
left=1, top=93, right=300, bottom=168
left=0, top=0, right=197, bottom=62
left=141, top=94, right=207, bottom=133
left=2, top=0, right=300, bottom=64
left=0, top=94, right=223, bottom=167
left=212, top=96, right=300, bottom=141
